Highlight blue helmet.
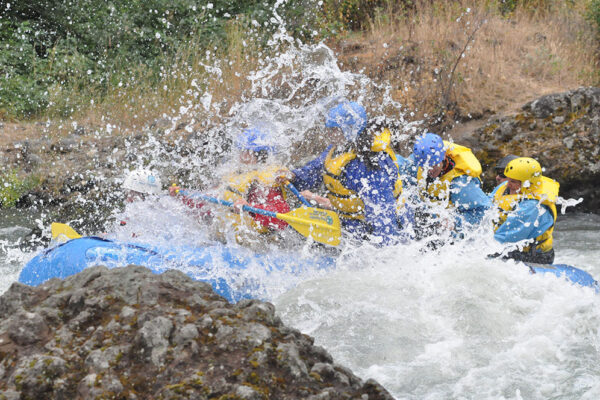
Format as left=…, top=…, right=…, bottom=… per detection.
left=413, top=133, right=445, bottom=167
left=236, top=127, right=276, bottom=153
left=325, top=101, right=367, bottom=142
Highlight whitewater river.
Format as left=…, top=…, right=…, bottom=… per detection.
left=1, top=210, right=599, bottom=399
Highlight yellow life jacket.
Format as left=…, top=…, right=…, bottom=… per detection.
left=322, top=128, right=403, bottom=220
left=222, top=165, right=288, bottom=234
left=416, top=141, right=482, bottom=205
left=492, top=177, right=559, bottom=253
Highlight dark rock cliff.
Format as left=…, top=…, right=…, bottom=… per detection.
left=0, top=266, right=393, bottom=399
left=460, top=87, right=600, bottom=212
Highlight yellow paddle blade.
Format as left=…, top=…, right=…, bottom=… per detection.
left=51, top=223, right=82, bottom=241
left=276, top=207, right=341, bottom=246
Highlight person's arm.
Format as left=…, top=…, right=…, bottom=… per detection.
left=398, top=153, right=419, bottom=186
left=170, top=184, right=212, bottom=215
left=494, top=200, right=554, bottom=243
left=300, top=190, right=333, bottom=209
left=290, top=145, right=332, bottom=191
left=450, top=175, right=491, bottom=226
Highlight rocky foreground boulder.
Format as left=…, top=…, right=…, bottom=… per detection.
left=0, top=266, right=392, bottom=399
left=462, top=87, right=600, bottom=212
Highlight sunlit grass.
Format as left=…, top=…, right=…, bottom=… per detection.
left=336, top=0, right=599, bottom=119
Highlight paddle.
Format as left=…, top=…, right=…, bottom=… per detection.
left=51, top=222, right=82, bottom=241
left=178, top=190, right=341, bottom=246
left=285, top=181, right=311, bottom=207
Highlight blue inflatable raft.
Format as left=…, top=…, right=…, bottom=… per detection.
left=19, top=238, right=599, bottom=301
left=526, top=262, right=599, bottom=291
left=19, top=237, right=336, bottom=302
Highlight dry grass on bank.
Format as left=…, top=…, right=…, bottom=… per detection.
left=336, top=0, right=599, bottom=120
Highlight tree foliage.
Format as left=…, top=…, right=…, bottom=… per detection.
left=0, top=0, right=322, bottom=119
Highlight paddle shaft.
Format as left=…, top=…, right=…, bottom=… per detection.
left=178, top=190, right=281, bottom=219
left=285, top=182, right=311, bottom=207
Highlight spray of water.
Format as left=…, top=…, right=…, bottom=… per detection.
left=3, top=4, right=599, bottom=399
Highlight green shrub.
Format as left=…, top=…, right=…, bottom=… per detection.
left=0, top=0, right=325, bottom=120
left=588, top=0, right=600, bottom=37
left=0, top=171, right=40, bottom=208
left=320, top=0, right=403, bottom=31
left=496, top=0, right=576, bottom=16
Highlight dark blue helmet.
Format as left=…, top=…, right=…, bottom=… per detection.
left=236, top=127, right=276, bottom=153
left=325, top=102, right=367, bottom=141
left=413, top=133, right=445, bottom=167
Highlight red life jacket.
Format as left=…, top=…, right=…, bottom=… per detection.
left=246, top=185, right=290, bottom=230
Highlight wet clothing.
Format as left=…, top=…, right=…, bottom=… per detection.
left=223, top=166, right=291, bottom=233
left=492, top=180, right=557, bottom=264
left=178, top=195, right=213, bottom=220
left=445, top=175, right=491, bottom=226
left=291, top=129, right=412, bottom=245
left=291, top=145, right=333, bottom=191
left=323, top=148, right=404, bottom=246
left=403, top=143, right=491, bottom=227
left=396, top=154, right=418, bottom=186
left=245, top=185, right=290, bottom=230
left=488, top=182, right=506, bottom=199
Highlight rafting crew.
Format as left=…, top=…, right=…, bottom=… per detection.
left=490, top=156, right=559, bottom=264
left=164, top=104, right=563, bottom=261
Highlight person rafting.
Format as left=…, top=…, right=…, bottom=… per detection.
left=491, top=156, right=558, bottom=264
left=285, top=101, right=368, bottom=194
left=171, top=126, right=296, bottom=246
left=406, top=132, right=491, bottom=233
left=111, top=169, right=167, bottom=239
left=489, top=154, right=519, bottom=197
left=123, top=168, right=163, bottom=203
left=224, top=127, right=292, bottom=235
left=309, top=117, right=409, bottom=246
left=119, top=168, right=163, bottom=230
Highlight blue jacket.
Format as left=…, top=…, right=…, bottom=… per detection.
left=400, top=154, right=490, bottom=226
left=449, top=175, right=491, bottom=226
left=291, top=145, right=333, bottom=191
left=338, top=153, right=404, bottom=246
left=293, top=146, right=413, bottom=245
left=494, top=199, right=554, bottom=244
left=397, top=154, right=418, bottom=187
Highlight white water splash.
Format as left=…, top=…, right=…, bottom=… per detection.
left=556, top=196, right=584, bottom=215
left=3, top=5, right=600, bottom=400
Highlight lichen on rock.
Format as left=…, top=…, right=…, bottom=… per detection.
left=0, top=265, right=394, bottom=399
left=461, top=87, right=600, bottom=212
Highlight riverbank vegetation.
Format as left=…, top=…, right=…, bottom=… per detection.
left=1, top=0, right=599, bottom=130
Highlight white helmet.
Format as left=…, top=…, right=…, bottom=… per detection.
left=123, top=169, right=162, bottom=195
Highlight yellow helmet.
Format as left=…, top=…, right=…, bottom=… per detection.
left=504, top=157, right=542, bottom=188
